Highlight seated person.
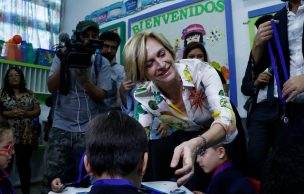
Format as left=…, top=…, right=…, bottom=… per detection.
left=194, top=142, right=255, bottom=194
left=0, top=119, right=15, bottom=194
left=83, top=110, right=155, bottom=194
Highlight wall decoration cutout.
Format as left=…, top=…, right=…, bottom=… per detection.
left=128, top=0, right=238, bottom=105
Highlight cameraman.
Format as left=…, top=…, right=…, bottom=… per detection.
left=41, top=20, right=112, bottom=194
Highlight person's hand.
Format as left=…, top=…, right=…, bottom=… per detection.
left=156, top=123, right=169, bottom=138
left=282, top=75, right=304, bottom=102
left=170, top=137, right=201, bottom=186
left=253, top=20, right=278, bottom=48
left=9, top=109, right=19, bottom=118
left=120, top=79, right=136, bottom=94
left=17, top=109, right=28, bottom=118
left=254, top=71, right=272, bottom=87
left=51, top=178, right=64, bottom=193
left=7, top=109, right=23, bottom=118
left=251, top=20, right=279, bottom=65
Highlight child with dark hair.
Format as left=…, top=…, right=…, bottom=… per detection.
left=194, top=142, right=255, bottom=194
left=0, top=119, right=15, bottom=194
left=84, top=111, right=149, bottom=194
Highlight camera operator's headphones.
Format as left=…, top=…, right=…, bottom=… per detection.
left=73, top=20, right=100, bottom=41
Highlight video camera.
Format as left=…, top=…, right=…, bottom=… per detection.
left=56, top=32, right=103, bottom=68
left=56, top=30, right=103, bottom=95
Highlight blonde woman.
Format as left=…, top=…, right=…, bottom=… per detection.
left=123, top=31, right=237, bottom=188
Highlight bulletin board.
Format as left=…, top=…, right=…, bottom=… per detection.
left=247, top=3, right=285, bottom=47
left=100, top=21, right=126, bottom=65
left=128, top=0, right=238, bottom=105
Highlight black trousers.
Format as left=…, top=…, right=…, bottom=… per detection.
left=14, top=144, right=33, bottom=194
left=286, top=103, right=304, bottom=145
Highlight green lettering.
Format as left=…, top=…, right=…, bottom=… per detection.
left=161, top=13, right=170, bottom=24
left=153, top=15, right=161, bottom=27
left=170, top=10, right=179, bottom=23
left=145, top=18, right=152, bottom=29
left=179, top=7, right=188, bottom=20
left=189, top=5, right=195, bottom=17
left=132, top=24, right=141, bottom=34
left=139, top=20, right=144, bottom=31
left=205, top=1, right=216, bottom=13
left=194, top=4, right=204, bottom=16
left=216, top=0, right=225, bottom=12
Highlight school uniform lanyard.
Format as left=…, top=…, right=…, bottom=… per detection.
left=267, top=19, right=289, bottom=124
left=72, top=151, right=89, bottom=185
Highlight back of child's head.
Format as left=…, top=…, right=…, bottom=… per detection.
left=220, top=134, right=247, bottom=173
left=85, top=111, right=148, bottom=177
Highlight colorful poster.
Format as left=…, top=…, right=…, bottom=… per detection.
left=128, top=0, right=237, bottom=103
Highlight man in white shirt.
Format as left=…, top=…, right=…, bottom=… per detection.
left=251, top=0, right=304, bottom=145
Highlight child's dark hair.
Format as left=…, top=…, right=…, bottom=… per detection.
left=85, top=111, right=147, bottom=177
left=0, top=119, right=12, bottom=142
left=183, top=41, right=208, bottom=62
left=215, top=138, right=246, bottom=172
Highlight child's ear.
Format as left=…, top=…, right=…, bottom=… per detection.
left=84, top=154, right=94, bottom=176
left=138, top=152, right=148, bottom=177
left=217, top=147, right=226, bottom=159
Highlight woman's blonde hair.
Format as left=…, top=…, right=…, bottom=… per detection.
left=123, top=31, right=175, bottom=82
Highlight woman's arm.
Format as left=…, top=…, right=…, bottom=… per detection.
left=1, top=109, right=19, bottom=118
left=23, top=104, right=41, bottom=118
left=2, top=104, right=40, bottom=119
left=170, top=122, right=226, bottom=186
left=171, top=60, right=236, bottom=186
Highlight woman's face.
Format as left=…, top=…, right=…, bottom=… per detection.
left=0, top=130, right=14, bottom=169
left=144, top=37, right=176, bottom=85
left=186, top=48, right=205, bottom=61
left=7, top=69, right=21, bottom=87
